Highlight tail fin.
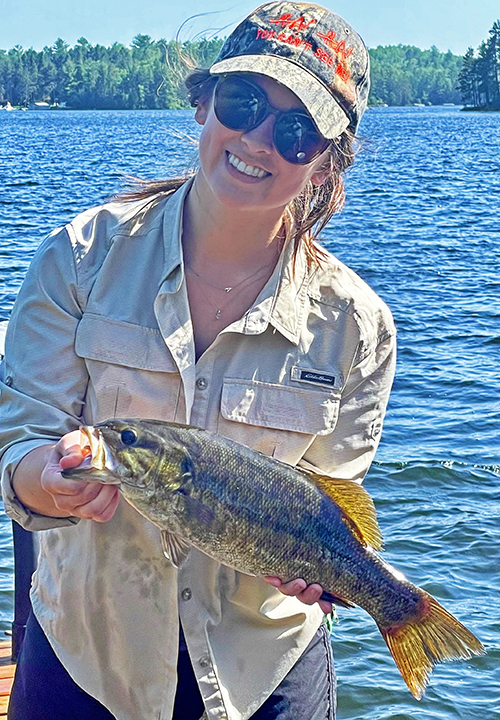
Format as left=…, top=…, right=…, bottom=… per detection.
left=380, top=591, right=485, bottom=699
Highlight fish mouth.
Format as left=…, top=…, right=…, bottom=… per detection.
left=78, top=425, right=120, bottom=483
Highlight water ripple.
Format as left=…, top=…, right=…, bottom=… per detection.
left=1, top=106, right=499, bottom=718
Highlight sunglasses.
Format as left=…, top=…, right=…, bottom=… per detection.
left=213, top=75, right=329, bottom=165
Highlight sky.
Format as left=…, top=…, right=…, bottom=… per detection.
left=1, top=0, right=499, bottom=55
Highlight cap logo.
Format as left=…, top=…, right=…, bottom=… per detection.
left=316, top=31, right=353, bottom=62
left=255, top=12, right=353, bottom=81
left=256, top=27, right=313, bottom=52
left=268, top=13, right=317, bottom=32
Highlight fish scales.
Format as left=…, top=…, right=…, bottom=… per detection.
left=165, top=427, right=363, bottom=591
left=64, top=418, right=485, bottom=699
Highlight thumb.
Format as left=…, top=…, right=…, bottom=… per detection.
left=59, top=445, right=87, bottom=470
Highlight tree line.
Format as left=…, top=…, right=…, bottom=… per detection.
left=458, top=21, right=500, bottom=110
left=369, top=45, right=462, bottom=106
left=0, top=36, right=222, bottom=110
left=0, top=34, right=470, bottom=110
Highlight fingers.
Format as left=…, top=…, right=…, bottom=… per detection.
left=73, top=485, right=120, bottom=523
left=263, top=576, right=333, bottom=614
left=42, top=433, right=88, bottom=496
left=54, top=430, right=87, bottom=461
left=40, top=430, right=119, bottom=523
left=45, top=477, right=100, bottom=510
left=41, top=455, right=92, bottom=498
left=50, top=482, right=119, bottom=522
left=318, top=598, right=334, bottom=614
left=59, top=449, right=87, bottom=470
left=53, top=429, right=91, bottom=471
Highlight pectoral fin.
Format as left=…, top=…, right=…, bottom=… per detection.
left=161, top=531, right=192, bottom=568
left=303, top=471, right=383, bottom=551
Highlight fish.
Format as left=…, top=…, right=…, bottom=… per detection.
left=63, top=418, right=485, bottom=699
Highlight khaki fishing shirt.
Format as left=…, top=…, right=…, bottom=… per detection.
left=0, top=179, right=396, bottom=720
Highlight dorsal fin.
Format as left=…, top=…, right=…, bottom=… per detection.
left=302, top=471, right=383, bottom=551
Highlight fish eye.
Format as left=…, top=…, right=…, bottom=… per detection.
left=120, top=428, right=138, bottom=446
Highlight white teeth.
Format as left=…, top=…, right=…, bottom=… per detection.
left=228, top=152, right=267, bottom=178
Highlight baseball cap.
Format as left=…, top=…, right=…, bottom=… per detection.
left=209, top=1, right=370, bottom=140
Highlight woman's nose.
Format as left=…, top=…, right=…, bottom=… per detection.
left=241, top=113, right=275, bottom=155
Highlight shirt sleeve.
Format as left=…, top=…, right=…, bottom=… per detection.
left=298, top=329, right=396, bottom=483
left=0, top=227, right=88, bottom=530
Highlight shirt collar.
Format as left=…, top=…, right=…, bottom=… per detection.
left=158, top=176, right=194, bottom=292
left=159, top=178, right=313, bottom=346
left=268, top=236, right=314, bottom=345
left=228, top=233, right=314, bottom=346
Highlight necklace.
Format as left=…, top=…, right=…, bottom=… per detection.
left=184, top=230, right=286, bottom=320
left=185, top=261, right=274, bottom=320
left=185, top=260, right=272, bottom=295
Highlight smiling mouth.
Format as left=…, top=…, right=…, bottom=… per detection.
left=227, top=152, right=269, bottom=178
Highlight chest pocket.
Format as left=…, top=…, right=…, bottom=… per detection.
left=218, top=379, right=340, bottom=465
left=75, top=313, right=181, bottom=423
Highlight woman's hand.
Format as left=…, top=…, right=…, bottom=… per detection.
left=39, top=430, right=119, bottom=522
left=13, top=431, right=119, bottom=522
left=263, top=576, right=333, bottom=614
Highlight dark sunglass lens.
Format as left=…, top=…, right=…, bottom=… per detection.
left=215, top=77, right=268, bottom=132
left=275, top=113, right=328, bottom=164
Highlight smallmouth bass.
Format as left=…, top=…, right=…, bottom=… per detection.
left=64, top=418, right=484, bottom=698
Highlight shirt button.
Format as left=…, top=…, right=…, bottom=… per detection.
left=196, top=377, right=208, bottom=390
left=199, top=655, right=211, bottom=669
left=181, top=587, right=192, bottom=601
left=4, top=376, right=12, bottom=387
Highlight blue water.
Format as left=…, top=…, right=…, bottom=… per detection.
left=0, top=106, right=499, bottom=719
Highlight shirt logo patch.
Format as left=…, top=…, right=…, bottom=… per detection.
left=291, top=366, right=337, bottom=387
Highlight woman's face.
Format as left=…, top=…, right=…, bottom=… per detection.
left=194, top=73, right=330, bottom=215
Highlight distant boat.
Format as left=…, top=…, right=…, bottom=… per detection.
left=413, top=103, right=425, bottom=107
left=0, top=102, right=14, bottom=111
left=28, top=102, right=51, bottom=111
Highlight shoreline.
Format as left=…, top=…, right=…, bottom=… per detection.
left=461, top=105, right=500, bottom=112
left=1, top=103, right=470, bottom=113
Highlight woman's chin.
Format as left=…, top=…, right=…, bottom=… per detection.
left=196, top=167, right=275, bottom=213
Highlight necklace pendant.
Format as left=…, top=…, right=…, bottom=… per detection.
left=215, top=309, right=222, bottom=319
left=224, top=287, right=232, bottom=293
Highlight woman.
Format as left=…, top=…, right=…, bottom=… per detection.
left=0, top=3, right=396, bottom=719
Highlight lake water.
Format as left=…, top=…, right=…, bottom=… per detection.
left=0, top=106, right=499, bottom=719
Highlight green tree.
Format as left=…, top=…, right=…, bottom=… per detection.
left=458, top=20, right=500, bottom=109
left=458, top=47, right=476, bottom=107
left=0, top=50, right=7, bottom=103
left=368, top=44, right=462, bottom=106
left=486, top=20, right=500, bottom=107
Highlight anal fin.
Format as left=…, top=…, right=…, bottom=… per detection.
left=320, top=590, right=355, bottom=609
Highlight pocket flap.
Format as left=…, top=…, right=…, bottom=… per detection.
left=221, top=379, right=340, bottom=436
left=75, top=313, right=177, bottom=372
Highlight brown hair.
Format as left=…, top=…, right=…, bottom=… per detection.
left=120, top=68, right=357, bottom=267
